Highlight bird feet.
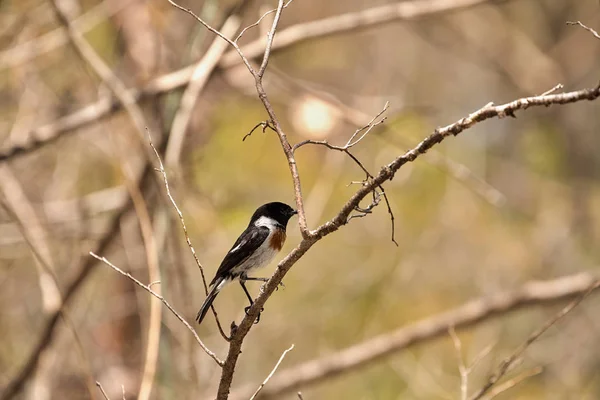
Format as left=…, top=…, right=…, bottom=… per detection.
left=244, top=305, right=265, bottom=324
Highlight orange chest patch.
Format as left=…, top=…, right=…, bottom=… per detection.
left=269, top=229, right=286, bottom=251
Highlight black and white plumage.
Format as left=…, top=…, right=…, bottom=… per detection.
left=196, top=202, right=297, bottom=324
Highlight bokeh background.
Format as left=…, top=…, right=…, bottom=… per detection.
left=1, top=0, right=600, bottom=399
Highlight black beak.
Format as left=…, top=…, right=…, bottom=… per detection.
left=291, top=209, right=298, bottom=216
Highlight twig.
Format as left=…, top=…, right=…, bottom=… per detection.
left=243, top=121, right=274, bottom=141
left=480, top=367, right=542, bottom=400
left=96, top=381, right=111, bottom=400
left=148, top=131, right=230, bottom=340
left=228, top=272, right=600, bottom=399
left=250, top=344, right=295, bottom=400
left=235, top=0, right=294, bottom=43
left=309, top=81, right=600, bottom=241
left=89, top=252, right=223, bottom=366
left=566, top=21, right=600, bottom=40
left=166, top=0, right=256, bottom=75
left=469, top=280, right=600, bottom=400
left=449, top=327, right=468, bottom=400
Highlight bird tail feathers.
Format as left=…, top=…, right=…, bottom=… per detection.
left=196, top=279, right=223, bottom=324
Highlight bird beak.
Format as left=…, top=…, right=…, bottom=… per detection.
left=292, top=209, right=298, bottom=215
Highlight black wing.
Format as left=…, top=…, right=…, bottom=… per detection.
left=210, top=225, right=270, bottom=285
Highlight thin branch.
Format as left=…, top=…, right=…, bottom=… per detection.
left=89, top=252, right=223, bottom=367
left=256, top=0, right=286, bottom=78
left=449, top=327, right=468, bottom=400
left=566, top=20, right=600, bottom=40
left=480, top=367, right=542, bottom=400
left=250, top=344, right=295, bottom=400
left=96, top=381, right=111, bottom=400
left=166, top=0, right=256, bottom=76
left=469, top=280, right=600, bottom=400
left=310, top=82, right=600, bottom=241
left=228, top=272, right=600, bottom=399
left=268, top=67, right=506, bottom=208
left=235, top=0, right=294, bottom=43
left=148, top=131, right=230, bottom=341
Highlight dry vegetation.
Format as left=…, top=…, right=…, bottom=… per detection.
left=1, top=0, right=600, bottom=399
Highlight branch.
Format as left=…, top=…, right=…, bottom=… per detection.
left=469, top=280, right=599, bottom=400
left=0, top=0, right=500, bottom=163
left=219, top=0, right=503, bottom=69
left=0, top=0, right=136, bottom=70
left=0, top=136, right=167, bottom=400
left=250, top=344, right=295, bottom=400
left=89, top=252, right=223, bottom=366
left=229, top=272, right=600, bottom=399
left=310, top=82, right=600, bottom=240
left=215, top=82, right=600, bottom=398
left=566, top=20, right=600, bottom=40
left=148, top=132, right=230, bottom=340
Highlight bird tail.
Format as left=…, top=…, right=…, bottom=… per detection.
left=196, top=278, right=223, bottom=324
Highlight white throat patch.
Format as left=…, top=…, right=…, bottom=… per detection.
left=254, top=216, right=279, bottom=230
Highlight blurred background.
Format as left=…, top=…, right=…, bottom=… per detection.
left=1, top=0, right=600, bottom=399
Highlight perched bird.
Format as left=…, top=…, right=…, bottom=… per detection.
left=196, top=202, right=297, bottom=324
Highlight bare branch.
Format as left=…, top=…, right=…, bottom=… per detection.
left=250, top=344, right=295, bottom=400
left=449, top=327, right=468, bottom=400
left=220, top=0, right=504, bottom=69
left=566, top=20, right=600, bottom=40
left=479, top=367, right=542, bottom=400
left=96, top=381, right=111, bottom=400
left=89, top=252, right=223, bottom=366
left=310, top=82, right=600, bottom=241
left=469, top=280, right=600, bottom=400
left=235, top=0, right=295, bottom=43
left=166, top=0, right=256, bottom=75
left=229, top=273, right=600, bottom=399
left=148, top=132, right=230, bottom=340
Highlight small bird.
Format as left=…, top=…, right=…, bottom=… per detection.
left=196, top=202, right=297, bottom=325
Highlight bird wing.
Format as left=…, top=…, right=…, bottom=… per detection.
left=210, top=225, right=271, bottom=285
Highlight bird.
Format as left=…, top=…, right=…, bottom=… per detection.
left=196, top=202, right=297, bottom=325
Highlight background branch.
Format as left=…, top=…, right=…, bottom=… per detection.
left=230, top=272, right=600, bottom=399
